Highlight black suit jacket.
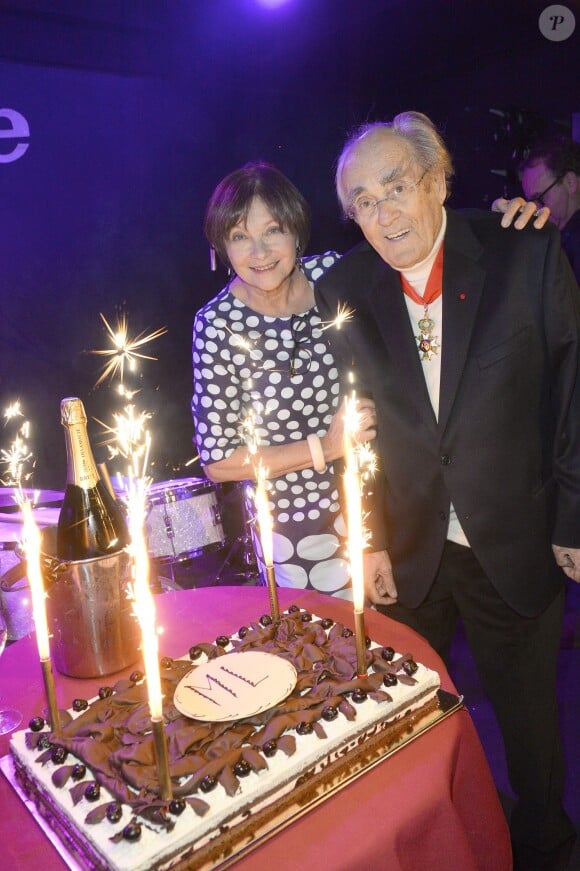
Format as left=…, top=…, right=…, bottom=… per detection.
left=315, top=209, right=580, bottom=616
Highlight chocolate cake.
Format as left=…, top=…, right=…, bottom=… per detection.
left=9, top=606, right=441, bottom=870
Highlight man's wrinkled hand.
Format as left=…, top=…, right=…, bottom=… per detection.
left=492, top=196, right=550, bottom=230
left=552, top=545, right=580, bottom=583
left=363, top=550, right=398, bottom=605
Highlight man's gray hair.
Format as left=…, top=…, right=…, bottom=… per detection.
left=335, top=111, right=454, bottom=214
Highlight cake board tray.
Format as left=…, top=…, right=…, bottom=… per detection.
left=1, top=690, right=463, bottom=871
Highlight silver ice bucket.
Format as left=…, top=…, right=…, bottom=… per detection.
left=40, top=527, right=141, bottom=678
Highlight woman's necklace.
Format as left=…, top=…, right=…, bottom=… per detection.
left=400, top=247, right=444, bottom=361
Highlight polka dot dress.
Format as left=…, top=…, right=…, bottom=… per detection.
left=192, top=252, right=352, bottom=599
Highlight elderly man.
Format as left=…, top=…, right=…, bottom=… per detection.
left=315, top=112, right=579, bottom=871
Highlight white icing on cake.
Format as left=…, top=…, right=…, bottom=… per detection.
left=9, top=610, right=440, bottom=871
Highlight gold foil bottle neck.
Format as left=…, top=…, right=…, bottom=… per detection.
left=60, top=397, right=99, bottom=488
left=60, top=397, right=87, bottom=426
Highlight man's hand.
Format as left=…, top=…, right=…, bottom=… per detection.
left=363, top=550, right=398, bottom=605
left=552, top=545, right=580, bottom=583
left=492, top=196, right=550, bottom=230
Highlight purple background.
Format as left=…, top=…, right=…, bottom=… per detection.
left=1, top=0, right=578, bottom=487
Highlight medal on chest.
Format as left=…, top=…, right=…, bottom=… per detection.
left=401, top=246, right=443, bottom=363
left=416, top=308, right=440, bottom=361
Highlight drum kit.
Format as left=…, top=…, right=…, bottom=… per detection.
left=0, top=477, right=258, bottom=628
left=144, top=477, right=258, bottom=586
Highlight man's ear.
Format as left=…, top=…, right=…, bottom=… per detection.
left=433, top=168, right=447, bottom=204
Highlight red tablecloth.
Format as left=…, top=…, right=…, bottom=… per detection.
left=0, top=586, right=512, bottom=871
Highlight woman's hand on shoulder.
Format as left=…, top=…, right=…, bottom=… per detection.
left=492, top=196, right=550, bottom=230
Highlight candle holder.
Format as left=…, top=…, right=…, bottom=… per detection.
left=152, top=717, right=172, bottom=801
left=354, top=610, right=368, bottom=677
left=40, top=657, right=61, bottom=731
left=265, top=564, right=280, bottom=622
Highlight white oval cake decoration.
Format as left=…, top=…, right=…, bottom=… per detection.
left=174, top=651, right=298, bottom=721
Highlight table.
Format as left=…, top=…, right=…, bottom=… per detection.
left=0, top=586, right=512, bottom=871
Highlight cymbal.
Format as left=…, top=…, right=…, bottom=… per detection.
left=0, top=487, right=64, bottom=513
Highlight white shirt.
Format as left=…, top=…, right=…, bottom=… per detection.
left=397, top=210, right=470, bottom=548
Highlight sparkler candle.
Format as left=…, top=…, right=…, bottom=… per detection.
left=320, top=302, right=355, bottom=333
left=89, top=311, right=168, bottom=387
left=126, top=476, right=172, bottom=801
left=21, top=499, right=60, bottom=730
left=88, top=310, right=165, bottom=484
left=254, top=463, right=280, bottom=622
left=1, top=400, right=34, bottom=486
left=343, top=394, right=368, bottom=677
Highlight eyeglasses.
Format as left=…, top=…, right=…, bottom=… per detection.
left=289, top=313, right=312, bottom=377
left=529, top=173, right=565, bottom=206
left=347, top=169, right=429, bottom=221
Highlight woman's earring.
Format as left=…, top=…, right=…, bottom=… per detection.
left=295, top=243, right=304, bottom=272
left=209, top=246, right=217, bottom=272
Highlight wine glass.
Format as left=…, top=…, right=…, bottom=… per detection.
left=0, top=610, right=23, bottom=734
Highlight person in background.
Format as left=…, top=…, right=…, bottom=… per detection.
left=503, top=136, right=580, bottom=651
left=191, top=162, right=538, bottom=599
left=520, top=135, right=580, bottom=282
left=315, top=111, right=579, bottom=870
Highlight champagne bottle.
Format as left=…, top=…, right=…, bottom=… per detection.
left=56, top=397, right=129, bottom=560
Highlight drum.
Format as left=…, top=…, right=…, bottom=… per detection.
left=0, top=497, right=62, bottom=642
left=145, top=477, right=225, bottom=562
left=0, top=496, right=62, bottom=593
left=0, top=487, right=64, bottom=513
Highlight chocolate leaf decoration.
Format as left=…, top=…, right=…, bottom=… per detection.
left=370, top=690, right=393, bottom=703
left=85, top=803, right=113, bottom=825
left=36, top=747, right=55, bottom=765
left=35, top=605, right=430, bottom=827
left=70, top=781, right=89, bottom=806
left=113, top=678, right=135, bottom=694
left=338, top=698, right=357, bottom=720
left=51, top=765, right=73, bottom=788
left=241, top=747, right=268, bottom=772
left=187, top=796, right=210, bottom=817
left=312, top=721, right=327, bottom=739
left=140, top=806, right=175, bottom=831
left=218, top=765, right=239, bottom=797
left=276, top=734, right=296, bottom=756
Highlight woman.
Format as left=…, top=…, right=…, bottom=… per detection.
left=192, top=161, right=547, bottom=597
left=192, top=162, right=373, bottom=597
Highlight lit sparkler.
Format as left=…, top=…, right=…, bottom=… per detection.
left=124, top=447, right=172, bottom=800
left=254, top=461, right=279, bottom=621
left=21, top=497, right=60, bottom=730
left=94, top=405, right=152, bottom=466
left=239, top=407, right=261, bottom=458
left=0, top=436, right=33, bottom=485
left=4, top=401, right=23, bottom=423
left=1, top=401, right=35, bottom=486
left=254, top=462, right=274, bottom=568
left=238, top=408, right=279, bottom=619
left=117, top=383, right=140, bottom=401
left=88, top=311, right=168, bottom=387
left=357, top=441, right=378, bottom=482
left=320, top=302, right=355, bottom=332
left=87, top=309, right=167, bottom=480
left=343, top=392, right=370, bottom=676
